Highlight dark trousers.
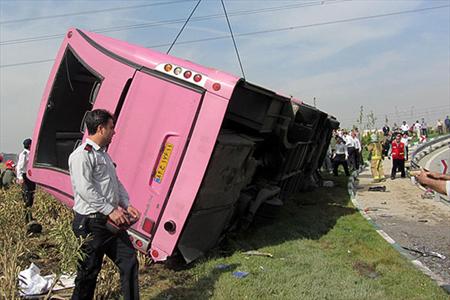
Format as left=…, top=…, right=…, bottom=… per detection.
left=22, top=174, right=36, bottom=222
left=333, top=154, right=350, bottom=176
left=347, top=147, right=356, bottom=170
left=391, top=159, right=405, bottom=179
left=71, top=213, right=139, bottom=300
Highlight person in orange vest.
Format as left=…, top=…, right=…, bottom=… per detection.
left=389, top=133, right=406, bottom=180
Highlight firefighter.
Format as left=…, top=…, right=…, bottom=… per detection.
left=389, top=133, right=406, bottom=179
left=367, top=134, right=384, bottom=182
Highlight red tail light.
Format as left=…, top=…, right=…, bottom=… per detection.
left=142, top=218, right=154, bottom=234
left=135, top=240, right=143, bottom=247
left=151, top=249, right=159, bottom=258
left=213, top=82, right=221, bottom=91
left=183, top=71, right=192, bottom=79
left=193, top=74, right=202, bottom=82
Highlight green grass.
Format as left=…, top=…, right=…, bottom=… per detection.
left=1, top=175, right=447, bottom=299
left=140, top=176, right=447, bottom=299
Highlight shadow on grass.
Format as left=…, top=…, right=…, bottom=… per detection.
left=152, top=263, right=240, bottom=300
left=229, top=173, right=357, bottom=250
left=150, top=174, right=357, bottom=298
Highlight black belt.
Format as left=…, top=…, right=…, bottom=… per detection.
left=75, top=212, right=107, bottom=220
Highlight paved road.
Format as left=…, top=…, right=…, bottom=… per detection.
left=418, top=138, right=450, bottom=174
left=355, top=158, right=450, bottom=290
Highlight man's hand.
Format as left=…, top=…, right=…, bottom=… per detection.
left=109, top=208, right=130, bottom=226
left=127, top=206, right=141, bottom=221
left=415, top=170, right=430, bottom=185
left=17, top=178, right=24, bottom=184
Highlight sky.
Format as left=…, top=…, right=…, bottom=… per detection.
left=1, top=0, right=449, bottom=153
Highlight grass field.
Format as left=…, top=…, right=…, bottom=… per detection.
left=0, top=174, right=448, bottom=299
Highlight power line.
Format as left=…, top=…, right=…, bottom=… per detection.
left=1, top=4, right=448, bottom=69
left=221, top=0, right=246, bottom=79
left=167, top=0, right=202, bottom=54
left=0, top=1, right=334, bottom=46
left=0, top=0, right=195, bottom=25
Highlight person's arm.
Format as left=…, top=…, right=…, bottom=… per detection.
left=69, top=152, right=115, bottom=216
left=117, top=179, right=130, bottom=209
left=16, top=152, right=25, bottom=181
left=427, top=172, right=450, bottom=181
left=415, top=171, right=448, bottom=195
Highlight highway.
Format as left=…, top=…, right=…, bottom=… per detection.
left=418, top=138, right=450, bottom=174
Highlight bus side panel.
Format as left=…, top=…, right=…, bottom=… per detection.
left=150, top=92, right=229, bottom=261
left=107, top=71, right=204, bottom=241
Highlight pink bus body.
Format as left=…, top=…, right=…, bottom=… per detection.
left=28, top=29, right=338, bottom=263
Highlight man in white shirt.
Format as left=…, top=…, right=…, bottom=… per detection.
left=400, top=121, right=409, bottom=134
left=352, top=131, right=362, bottom=170
left=69, top=109, right=140, bottom=300
left=343, top=131, right=356, bottom=170
left=16, top=138, right=36, bottom=222
left=413, top=121, right=421, bottom=139
left=332, top=137, right=350, bottom=176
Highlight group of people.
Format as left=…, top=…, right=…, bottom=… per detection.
left=1, top=110, right=140, bottom=299
left=384, top=116, right=450, bottom=141
left=323, top=129, right=362, bottom=177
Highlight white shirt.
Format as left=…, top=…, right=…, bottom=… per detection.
left=16, top=149, right=29, bottom=180
left=414, top=123, right=421, bottom=131
left=344, top=135, right=355, bottom=148
left=401, top=124, right=409, bottom=132
left=353, top=137, right=361, bottom=150
left=68, top=138, right=129, bottom=216
left=335, top=143, right=348, bottom=157
left=401, top=137, right=409, bottom=146
left=447, top=181, right=450, bottom=199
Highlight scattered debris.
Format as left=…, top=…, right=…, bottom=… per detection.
left=215, top=264, right=231, bottom=270
left=18, top=263, right=75, bottom=297
left=322, top=180, right=335, bottom=188
left=243, top=250, right=273, bottom=258
left=378, top=214, right=393, bottom=218
left=417, top=219, right=428, bottom=223
left=368, top=186, right=386, bottom=192
left=381, top=201, right=387, bottom=205
left=421, top=189, right=435, bottom=199
left=429, top=251, right=446, bottom=260
left=401, top=246, right=447, bottom=259
left=232, top=271, right=249, bottom=279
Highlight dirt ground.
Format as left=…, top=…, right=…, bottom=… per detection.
left=355, top=158, right=450, bottom=286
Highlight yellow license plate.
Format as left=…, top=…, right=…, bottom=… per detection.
left=154, top=143, right=174, bottom=184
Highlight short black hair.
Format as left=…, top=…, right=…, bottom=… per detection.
left=85, top=109, right=114, bottom=135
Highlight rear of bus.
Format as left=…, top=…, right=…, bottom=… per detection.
left=27, top=28, right=239, bottom=261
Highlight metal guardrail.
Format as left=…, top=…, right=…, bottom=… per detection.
left=410, top=134, right=450, bottom=204
left=411, top=134, right=450, bottom=169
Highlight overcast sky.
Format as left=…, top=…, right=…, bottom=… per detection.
left=1, top=0, right=449, bottom=153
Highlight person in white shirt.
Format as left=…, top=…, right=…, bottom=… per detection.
left=400, top=121, right=409, bottom=134
left=332, top=137, right=350, bottom=176
left=69, top=109, right=140, bottom=300
left=400, top=133, right=410, bottom=161
left=343, top=131, right=356, bottom=170
left=16, top=138, right=36, bottom=223
left=352, top=131, right=362, bottom=170
left=413, top=121, right=421, bottom=139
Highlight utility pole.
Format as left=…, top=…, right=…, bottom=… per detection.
left=313, top=97, right=316, bottom=107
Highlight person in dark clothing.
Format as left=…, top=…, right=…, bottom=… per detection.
left=390, top=133, right=406, bottom=179
left=332, top=137, right=350, bottom=176
left=16, top=138, right=36, bottom=222
left=69, top=109, right=140, bottom=300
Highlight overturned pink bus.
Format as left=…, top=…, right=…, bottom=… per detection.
left=28, top=28, right=338, bottom=263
